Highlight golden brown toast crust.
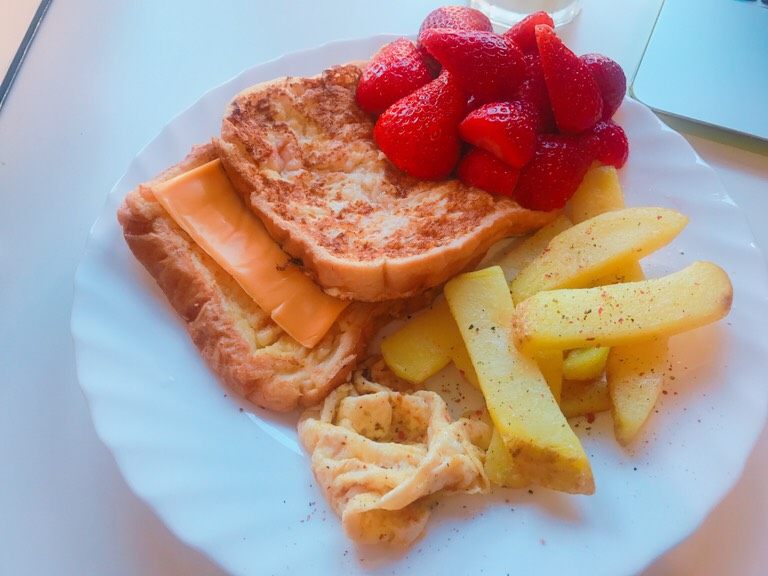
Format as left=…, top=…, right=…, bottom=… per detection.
left=217, top=64, right=555, bottom=302
left=117, top=143, right=393, bottom=412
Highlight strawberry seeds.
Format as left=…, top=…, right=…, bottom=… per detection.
left=357, top=6, right=629, bottom=211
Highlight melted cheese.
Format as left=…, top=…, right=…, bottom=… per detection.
left=152, top=159, right=348, bottom=348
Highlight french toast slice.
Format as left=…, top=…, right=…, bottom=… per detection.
left=217, top=64, right=555, bottom=302
left=117, top=143, right=396, bottom=412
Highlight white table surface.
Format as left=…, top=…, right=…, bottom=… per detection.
left=1, top=1, right=766, bottom=575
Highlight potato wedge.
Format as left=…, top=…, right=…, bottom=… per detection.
left=565, top=165, right=671, bottom=443
left=445, top=266, right=594, bottom=495
left=592, top=260, right=646, bottom=286
left=381, top=298, right=481, bottom=388
left=381, top=298, right=455, bottom=383
left=514, top=261, right=732, bottom=353
left=510, top=207, right=688, bottom=303
left=535, top=350, right=563, bottom=403
left=607, top=337, right=669, bottom=445
left=561, top=379, right=611, bottom=419
left=495, top=215, right=573, bottom=282
left=568, top=164, right=625, bottom=224
left=451, top=340, right=480, bottom=388
left=485, top=428, right=529, bottom=488
left=563, top=347, right=610, bottom=381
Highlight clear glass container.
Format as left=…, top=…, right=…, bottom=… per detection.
left=469, top=0, right=582, bottom=28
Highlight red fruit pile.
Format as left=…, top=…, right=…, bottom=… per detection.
left=356, top=6, right=630, bottom=210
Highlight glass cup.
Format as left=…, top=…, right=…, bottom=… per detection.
left=469, top=0, right=582, bottom=28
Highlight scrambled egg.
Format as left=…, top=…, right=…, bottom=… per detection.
left=298, top=371, right=489, bottom=546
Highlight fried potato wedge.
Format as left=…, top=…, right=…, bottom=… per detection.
left=510, top=207, right=688, bottom=303
left=381, top=299, right=455, bottom=383
left=607, top=337, right=669, bottom=445
left=451, top=340, right=480, bottom=388
left=567, top=164, right=625, bottom=224
left=535, top=350, right=564, bottom=404
left=446, top=266, right=594, bottom=495
left=495, top=215, right=573, bottom=282
left=381, top=298, right=480, bottom=388
left=592, top=260, right=646, bottom=286
left=561, top=379, right=611, bottom=419
left=514, top=261, right=733, bottom=353
left=484, top=428, right=529, bottom=488
left=563, top=347, right=610, bottom=381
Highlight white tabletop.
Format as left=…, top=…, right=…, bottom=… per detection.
left=1, top=1, right=766, bottom=575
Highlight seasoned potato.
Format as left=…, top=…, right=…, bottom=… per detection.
left=451, top=341, right=480, bottom=388
left=381, top=298, right=480, bottom=388
left=563, top=347, right=610, bottom=381
left=510, top=207, right=688, bottom=304
left=495, top=215, right=573, bottom=282
left=607, top=337, right=669, bottom=445
left=445, top=266, right=594, bottom=495
left=484, top=429, right=529, bottom=488
left=381, top=299, right=455, bottom=383
left=592, top=260, right=646, bottom=286
left=535, top=350, right=563, bottom=403
left=567, top=164, right=625, bottom=224
left=561, top=379, right=611, bottom=419
left=514, top=261, right=733, bottom=353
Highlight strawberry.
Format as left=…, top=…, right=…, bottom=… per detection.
left=586, top=120, right=629, bottom=168
left=418, top=46, right=442, bottom=78
left=417, top=5, right=492, bottom=46
left=515, top=134, right=593, bottom=210
left=374, top=71, right=465, bottom=180
left=355, top=38, right=433, bottom=115
left=458, top=148, right=520, bottom=198
left=459, top=101, right=537, bottom=168
left=516, top=54, right=556, bottom=133
left=421, top=29, right=526, bottom=105
left=535, top=25, right=603, bottom=134
left=503, top=11, right=554, bottom=54
left=580, top=53, right=626, bottom=120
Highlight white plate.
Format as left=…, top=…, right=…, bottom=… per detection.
left=72, top=36, right=768, bottom=576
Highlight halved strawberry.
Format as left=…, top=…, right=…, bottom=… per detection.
left=580, top=54, right=626, bottom=120
left=516, top=54, right=556, bottom=133
left=374, top=71, right=466, bottom=180
left=421, top=29, right=525, bottom=105
left=503, top=11, right=554, bottom=54
left=535, top=25, right=602, bottom=134
left=355, top=38, right=433, bottom=115
left=515, top=134, right=593, bottom=210
left=458, top=148, right=520, bottom=198
left=459, top=101, right=537, bottom=168
left=586, top=120, right=629, bottom=168
left=417, top=5, right=492, bottom=46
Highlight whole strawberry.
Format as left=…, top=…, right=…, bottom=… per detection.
left=459, top=101, right=537, bottom=168
left=374, top=71, right=465, bottom=180
left=503, top=11, right=554, bottom=54
left=417, top=5, right=492, bottom=46
left=536, top=25, right=603, bottom=134
left=515, top=134, right=593, bottom=211
left=421, top=29, right=526, bottom=105
left=516, top=53, right=556, bottom=133
left=580, top=54, right=626, bottom=120
left=458, top=148, right=520, bottom=198
left=355, top=38, right=433, bottom=115
left=587, top=120, right=629, bottom=168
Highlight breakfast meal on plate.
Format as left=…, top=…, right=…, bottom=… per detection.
left=117, top=5, right=733, bottom=547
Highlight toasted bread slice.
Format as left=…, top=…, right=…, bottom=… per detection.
left=117, top=143, right=396, bottom=412
left=216, top=64, right=555, bottom=302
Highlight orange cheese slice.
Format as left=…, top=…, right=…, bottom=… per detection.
left=151, top=159, right=348, bottom=348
